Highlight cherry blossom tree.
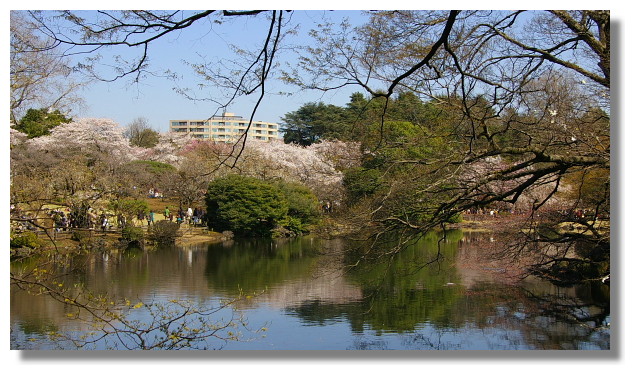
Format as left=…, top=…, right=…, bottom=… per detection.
left=138, top=132, right=197, bottom=165
left=26, top=118, right=143, bottom=161
left=10, top=128, right=28, bottom=146
left=241, top=140, right=362, bottom=204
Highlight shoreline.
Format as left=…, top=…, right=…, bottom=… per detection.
left=16, top=213, right=607, bottom=254
left=175, top=231, right=227, bottom=246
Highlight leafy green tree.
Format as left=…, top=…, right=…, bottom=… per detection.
left=281, top=102, right=349, bottom=146
left=275, top=181, right=321, bottom=234
left=134, top=128, right=160, bottom=148
left=206, top=175, right=322, bottom=237
left=125, top=117, right=160, bottom=148
left=342, top=167, right=383, bottom=202
left=206, top=175, right=289, bottom=236
left=13, top=108, right=72, bottom=138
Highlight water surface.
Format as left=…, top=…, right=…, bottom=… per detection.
left=10, top=231, right=610, bottom=350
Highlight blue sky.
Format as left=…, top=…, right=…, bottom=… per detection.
left=73, top=10, right=370, bottom=132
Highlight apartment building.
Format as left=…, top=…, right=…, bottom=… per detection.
left=169, top=112, right=279, bottom=142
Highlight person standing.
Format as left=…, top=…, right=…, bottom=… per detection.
left=187, top=207, right=193, bottom=225
left=117, top=213, right=126, bottom=228
left=164, top=206, right=170, bottom=221
left=100, top=213, right=108, bottom=231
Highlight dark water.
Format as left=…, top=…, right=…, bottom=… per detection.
left=10, top=231, right=610, bottom=350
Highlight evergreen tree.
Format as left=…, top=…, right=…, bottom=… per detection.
left=13, top=108, right=72, bottom=138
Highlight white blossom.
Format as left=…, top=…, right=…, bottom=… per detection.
left=26, top=118, right=140, bottom=160
left=10, top=127, right=28, bottom=146
left=140, top=132, right=196, bottom=164
left=240, top=140, right=362, bottom=201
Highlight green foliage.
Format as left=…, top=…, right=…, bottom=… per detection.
left=446, top=212, right=463, bottom=224
left=13, top=108, right=72, bottom=138
left=130, top=128, right=160, bottom=148
left=148, top=220, right=181, bottom=244
left=281, top=102, right=349, bottom=145
left=204, top=236, right=320, bottom=291
left=275, top=182, right=321, bottom=226
left=206, top=175, right=288, bottom=236
left=128, top=160, right=176, bottom=174
left=343, top=167, right=383, bottom=201
left=560, top=167, right=610, bottom=211
left=273, top=216, right=304, bottom=237
left=121, top=226, right=145, bottom=243
left=206, top=175, right=321, bottom=237
left=70, top=230, right=94, bottom=249
left=10, top=231, right=42, bottom=249
left=361, top=121, right=436, bottom=166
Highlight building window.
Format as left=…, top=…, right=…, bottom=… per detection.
left=171, top=117, right=277, bottom=141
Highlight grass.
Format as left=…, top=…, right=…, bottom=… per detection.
left=143, top=197, right=181, bottom=214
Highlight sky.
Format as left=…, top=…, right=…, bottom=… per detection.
left=71, top=10, right=370, bottom=132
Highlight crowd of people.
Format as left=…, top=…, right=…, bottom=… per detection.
left=47, top=206, right=115, bottom=232
left=11, top=202, right=208, bottom=235
left=147, top=206, right=207, bottom=227
left=463, top=207, right=521, bottom=217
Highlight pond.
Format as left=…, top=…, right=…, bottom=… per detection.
left=10, top=230, right=610, bottom=350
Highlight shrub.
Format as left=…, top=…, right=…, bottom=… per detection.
left=446, top=213, right=463, bottom=224
left=121, top=226, right=145, bottom=243
left=10, top=231, right=42, bottom=249
left=273, top=216, right=304, bottom=237
left=275, top=181, right=321, bottom=227
left=148, top=220, right=181, bottom=244
left=128, top=160, right=176, bottom=174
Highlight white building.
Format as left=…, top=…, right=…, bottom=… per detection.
left=169, top=112, right=279, bottom=142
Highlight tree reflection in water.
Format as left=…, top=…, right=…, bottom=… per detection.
left=11, top=232, right=610, bottom=350
left=284, top=231, right=610, bottom=349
